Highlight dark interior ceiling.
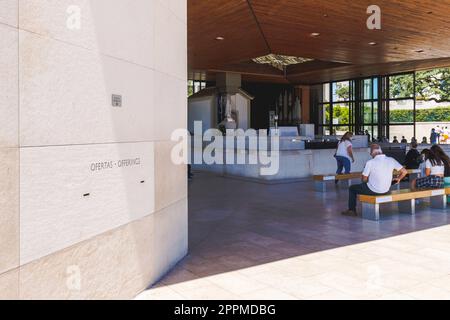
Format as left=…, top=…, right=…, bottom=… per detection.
left=188, top=0, right=450, bottom=84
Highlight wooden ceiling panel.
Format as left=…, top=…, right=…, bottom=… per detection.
left=250, top=0, right=450, bottom=64
left=188, top=0, right=269, bottom=69
left=288, top=57, right=450, bottom=84
left=188, top=0, right=450, bottom=84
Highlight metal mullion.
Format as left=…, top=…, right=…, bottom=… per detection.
left=329, top=81, right=333, bottom=134
left=413, top=71, right=417, bottom=138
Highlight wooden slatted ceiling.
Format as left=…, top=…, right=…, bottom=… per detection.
left=188, top=0, right=450, bottom=84
left=288, top=57, right=450, bottom=84
left=250, top=0, right=450, bottom=64
left=188, top=0, right=269, bottom=70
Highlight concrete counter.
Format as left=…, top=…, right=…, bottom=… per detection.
left=191, top=143, right=371, bottom=182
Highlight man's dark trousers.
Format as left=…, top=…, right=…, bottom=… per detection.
left=348, top=183, right=385, bottom=211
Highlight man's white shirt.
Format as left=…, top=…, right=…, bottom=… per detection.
left=362, top=155, right=403, bottom=193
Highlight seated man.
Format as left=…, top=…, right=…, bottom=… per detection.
left=342, top=144, right=408, bottom=217
left=404, top=141, right=421, bottom=170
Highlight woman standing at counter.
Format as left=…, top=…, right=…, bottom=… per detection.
left=335, top=132, right=355, bottom=179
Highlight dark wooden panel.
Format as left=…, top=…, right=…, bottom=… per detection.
left=250, top=0, right=450, bottom=64
left=288, top=57, right=450, bottom=84
left=188, top=0, right=269, bottom=69
left=189, top=0, right=450, bottom=84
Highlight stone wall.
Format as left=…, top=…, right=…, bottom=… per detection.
left=0, top=0, right=187, bottom=299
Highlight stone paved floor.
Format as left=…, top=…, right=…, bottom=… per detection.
left=136, top=172, right=450, bottom=300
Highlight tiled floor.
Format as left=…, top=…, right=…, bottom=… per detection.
left=136, top=172, right=450, bottom=300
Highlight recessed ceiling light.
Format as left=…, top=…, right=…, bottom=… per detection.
left=369, top=42, right=377, bottom=46
left=215, top=36, right=225, bottom=41
left=310, top=33, right=321, bottom=38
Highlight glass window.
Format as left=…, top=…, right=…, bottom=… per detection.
left=389, top=100, right=414, bottom=123
left=373, top=78, right=379, bottom=100
left=188, top=80, right=194, bottom=97
left=332, top=103, right=350, bottom=125
left=333, top=81, right=351, bottom=102
left=389, top=125, right=415, bottom=143
left=415, top=99, right=450, bottom=123
left=322, top=83, right=330, bottom=103
left=416, top=68, right=450, bottom=102
left=333, top=126, right=350, bottom=136
left=363, top=79, right=372, bottom=100
left=363, top=102, right=373, bottom=124
left=318, top=125, right=331, bottom=136
left=363, top=125, right=377, bottom=142
left=320, top=104, right=331, bottom=125
left=373, top=102, right=379, bottom=123
left=194, top=81, right=201, bottom=93
left=373, top=126, right=378, bottom=142
left=389, top=74, right=414, bottom=99
left=415, top=68, right=450, bottom=144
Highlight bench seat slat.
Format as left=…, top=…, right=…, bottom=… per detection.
left=359, top=188, right=450, bottom=204
left=314, top=173, right=362, bottom=181
left=314, top=169, right=420, bottom=182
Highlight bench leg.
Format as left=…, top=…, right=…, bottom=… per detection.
left=362, top=203, right=380, bottom=221
left=430, top=195, right=447, bottom=210
left=315, top=181, right=326, bottom=193
left=398, top=199, right=415, bottom=215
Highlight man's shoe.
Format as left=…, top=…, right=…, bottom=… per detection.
left=341, top=210, right=358, bottom=217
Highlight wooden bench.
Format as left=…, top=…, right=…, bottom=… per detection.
left=314, top=169, right=422, bottom=193
left=395, top=168, right=421, bottom=180
left=391, top=168, right=422, bottom=190
left=313, top=173, right=362, bottom=192
left=359, top=188, right=450, bottom=221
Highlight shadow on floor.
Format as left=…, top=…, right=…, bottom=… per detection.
left=154, top=172, right=450, bottom=287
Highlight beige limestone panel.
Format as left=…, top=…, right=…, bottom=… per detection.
left=153, top=0, right=187, bottom=80
left=0, top=148, right=19, bottom=274
left=19, top=198, right=187, bottom=299
left=151, top=198, right=188, bottom=283
left=159, top=0, right=187, bottom=24
left=0, top=268, right=19, bottom=299
left=0, top=0, right=17, bottom=27
left=0, top=24, right=18, bottom=147
left=153, top=70, right=187, bottom=141
left=20, top=213, right=155, bottom=299
left=19, top=30, right=155, bottom=147
left=20, top=142, right=155, bottom=264
left=154, top=141, right=187, bottom=211
left=19, top=0, right=155, bottom=68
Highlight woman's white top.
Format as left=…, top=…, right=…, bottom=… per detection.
left=336, top=140, right=352, bottom=161
left=425, top=159, right=445, bottom=175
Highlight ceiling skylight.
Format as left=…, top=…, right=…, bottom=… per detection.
left=252, top=54, right=313, bottom=71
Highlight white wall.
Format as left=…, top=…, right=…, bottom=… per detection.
left=188, top=97, right=214, bottom=134
left=234, top=93, right=250, bottom=130
left=1, top=0, right=187, bottom=299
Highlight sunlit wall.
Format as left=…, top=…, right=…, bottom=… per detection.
left=0, top=0, right=187, bottom=299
